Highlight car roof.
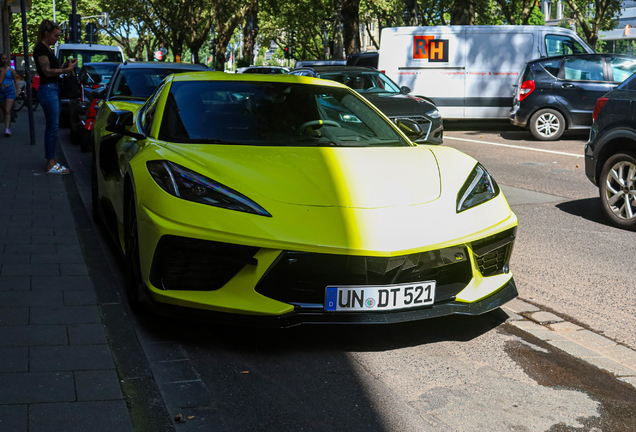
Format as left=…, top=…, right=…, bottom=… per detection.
left=115, top=61, right=210, bottom=70
left=527, top=53, right=636, bottom=64
left=80, top=62, right=121, bottom=68
left=170, top=71, right=347, bottom=88
left=57, top=44, right=122, bottom=51
left=292, top=66, right=378, bottom=73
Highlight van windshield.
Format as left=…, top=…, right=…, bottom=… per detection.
left=545, top=35, right=589, bottom=56
left=58, top=50, right=123, bottom=69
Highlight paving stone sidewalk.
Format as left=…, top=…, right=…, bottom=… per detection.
left=0, top=110, right=134, bottom=431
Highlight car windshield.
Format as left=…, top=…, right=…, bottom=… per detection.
left=110, top=68, right=201, bottom=100
left=159, top=81, right=409, bottom=147
left=80, top=63, right=118, bottom=86
left=59, top=50, right=123, bottom=69
left=318, top=71, right=401, bottom=94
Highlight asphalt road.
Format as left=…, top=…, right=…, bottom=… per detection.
left=58, top=121, right=636, bottom=432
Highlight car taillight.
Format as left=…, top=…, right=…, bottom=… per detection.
left=592, top=97, right=609, bottom=122
left=518, top=80, right=535, bottom=101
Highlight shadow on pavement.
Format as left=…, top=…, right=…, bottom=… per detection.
left=556, top=197, right=612, bottom=227
left=136, top=307, right=509, bottom=354
left=499, top=130, right=589, bottom=142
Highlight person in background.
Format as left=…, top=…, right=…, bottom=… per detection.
left=0, top=53, right=19, bottom=137
left=33, top=19, right=77, bottom=174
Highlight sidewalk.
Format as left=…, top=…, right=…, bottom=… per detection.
left=0, top=109, right=134, bottom=431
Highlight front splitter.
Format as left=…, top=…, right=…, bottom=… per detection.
left=144, top=278, right=518, bottom=328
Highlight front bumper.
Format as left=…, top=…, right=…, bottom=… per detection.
left=146, top=277, right=518, bottom=328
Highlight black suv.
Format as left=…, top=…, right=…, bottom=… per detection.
left=585, top=72, right=636, bottom=230
left=511, top=54, right=636, bottom=141
left=288, top=66, right=443, bottom=145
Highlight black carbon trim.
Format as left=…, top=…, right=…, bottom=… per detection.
left=144, top=278, right=518, bottom=328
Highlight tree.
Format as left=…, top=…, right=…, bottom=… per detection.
left=342, top=0, right=361, bottom=55
left=561, top=0, right=621, bottom=48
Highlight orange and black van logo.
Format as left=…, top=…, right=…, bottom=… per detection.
left=428, top=39, right=448, bottom=62
left=413, top=36, right=449, bottom=62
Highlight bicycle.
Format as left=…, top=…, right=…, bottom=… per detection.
left=14, top=79, right=39, bottom=112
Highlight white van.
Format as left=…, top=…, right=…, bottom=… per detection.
left=378, top=25, right=594, bottom=119
left=55, top=43, right=124, bottom=69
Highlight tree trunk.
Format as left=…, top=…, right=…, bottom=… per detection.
left=450, top=0, right=475, bottom=25
left=333, top=0, right=344, bottom=59
left=342, top=0, right=361, bottom=55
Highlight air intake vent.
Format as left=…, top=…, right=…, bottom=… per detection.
left=472, top=228, right=516, bottom=277
left=149, top=235, right=259, bottom=291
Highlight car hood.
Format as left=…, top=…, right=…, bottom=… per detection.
left=359, top=93, right=437, bottom=117
left=158, top=145, right=442, bottom=208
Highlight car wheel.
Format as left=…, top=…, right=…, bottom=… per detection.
left=80, top=131, right=91, bottom=152
left=70, top=126, right=82, bottom=145
left=91, top=151, right=101, bottom=224
left=599, top=152, right=636, bottom=230
left=124, top=192, right=143, bottom=311
left=530, top=109, right=565, bottom=141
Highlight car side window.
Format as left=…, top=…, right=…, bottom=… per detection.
left=545, top=35, right=587, bottom=56
left=538, top=59, right=562, bottom=77
left=618, top=73, right=636, bottom=90
left=563, top=58, right=604, bottom=81
left=610, top=57, right=636, bottom=83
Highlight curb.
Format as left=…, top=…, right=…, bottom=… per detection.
left=503, top=299, right=636, bottom=388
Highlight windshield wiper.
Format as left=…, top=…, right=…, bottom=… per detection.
left=171, top=138, right=250, bottom=145
left=109, top=96, right=148, bottom=101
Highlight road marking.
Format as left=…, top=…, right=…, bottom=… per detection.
left=445, top=136, right=584, bottom=158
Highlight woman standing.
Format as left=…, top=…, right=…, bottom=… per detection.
left=0, top=53, right=19, bottom=137
left=33, top=19, right=76, bottom=174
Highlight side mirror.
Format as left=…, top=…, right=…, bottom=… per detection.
left=401, top=85, right=412, bottom=94
left=92, top=88, right=106, bottom=99
left=105, top=110, right=145, bottom=140
left=396, top=118, right=425, bottom=141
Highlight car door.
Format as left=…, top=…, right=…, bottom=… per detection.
left=554, top=56, right=612, bottom=127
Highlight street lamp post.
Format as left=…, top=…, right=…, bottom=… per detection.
left=321, top=22, right=328, bottom=60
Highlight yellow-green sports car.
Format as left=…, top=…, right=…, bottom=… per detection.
left=92, top=71, right=518, bottom=327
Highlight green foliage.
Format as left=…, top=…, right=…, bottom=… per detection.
left=11, top=0, right=106, bottom=54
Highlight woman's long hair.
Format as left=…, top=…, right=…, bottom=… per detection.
left=0, top=53, right=9, bottom=67
left=37, top=19, right=60, bottom=43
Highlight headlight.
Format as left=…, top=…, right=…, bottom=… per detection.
left=456, top=164, right=499, bottom=213
left=426, top=109, right=441, bottom=119
left=146, top=161, right=271, bottom=217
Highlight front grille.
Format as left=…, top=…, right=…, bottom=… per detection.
left=149, top=235, right=259, bottom=291
left=472, top=228, right=516, bottom=277
left=390, top=116, right=432, bottom=141
left=255, top=246, right=473, bottom=306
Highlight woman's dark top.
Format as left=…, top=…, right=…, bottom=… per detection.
left=33, top=42, right=62, bottom=85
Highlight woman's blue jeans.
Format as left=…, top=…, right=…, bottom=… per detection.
left=38, top=83, right=60, bottom=160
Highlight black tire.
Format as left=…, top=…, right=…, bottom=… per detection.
left=529, top=108, right=565, bottom=141
left=124, top=192, right=144, bottom=311
left=14, top=97, right=25, bottom=111
left=80, top=131, right=91, bottom=152
left=599, top=152, right=636, bottom=231
left=91, top=151, right=101, bottom=224
left=70, top=126, right=83, bottom=145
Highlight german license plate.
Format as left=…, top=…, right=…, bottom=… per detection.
left=324, top=281, right=436, bottom=312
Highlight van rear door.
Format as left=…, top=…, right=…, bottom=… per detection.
left=379, top=27, right=466, bottom=118
left=464, top=29, right=535, bottom=118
